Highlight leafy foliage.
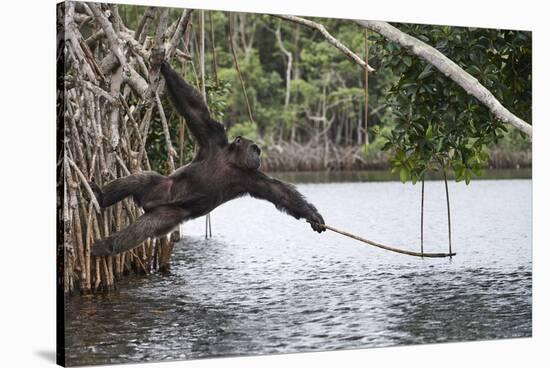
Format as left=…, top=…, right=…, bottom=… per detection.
left=376, top=25, right=531, bottom=184
left=116, top=7, right=531, bottom=176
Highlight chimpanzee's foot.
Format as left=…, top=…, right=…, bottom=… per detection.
left=89, top=182, right=103, bottom=207
left=92, top=239, right=115, bottom=257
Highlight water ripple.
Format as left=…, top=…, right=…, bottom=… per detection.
left=65, top=180, right=531, bottom=366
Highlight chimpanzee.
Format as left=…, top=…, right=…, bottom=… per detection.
left=91, top=61, right=325, bottom=256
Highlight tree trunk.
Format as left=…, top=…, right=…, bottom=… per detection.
left=275, top=24, right=293, bottom=110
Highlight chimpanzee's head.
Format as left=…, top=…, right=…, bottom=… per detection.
left=227, top=135, right=261, bottom=170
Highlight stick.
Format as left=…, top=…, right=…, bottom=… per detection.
left=421, top=179, right=425, bottom=257
left=66, top=156, right=101, bottom=212
left=364, top=29, right=369, bottom=145
left=129, top=249, right=149, bottom=275
left=309, top=221, right=456, bottom=258
left=209, top=11, right=219, bottom=85
left=274, top=14, right=374, bottom=72
left=443, top=170, right=453, bottom=259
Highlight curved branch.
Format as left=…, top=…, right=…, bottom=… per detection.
left=66, top=157, right=101, bottom=213
left=166, top=9, right=193, bottom=59
left=274, top=14, right=375, bottom=72
left=354, top=19, right=532, bottom=140
left=65, top=2, right=98, bottom=83
left=88, top=3, right=149, bottom=98
left=88, top=3, right=127, bottom=67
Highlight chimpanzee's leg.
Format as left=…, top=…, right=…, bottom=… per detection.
left=91, top=171, right=166, bottom=208
left=92, top=206, right=188, bottom=256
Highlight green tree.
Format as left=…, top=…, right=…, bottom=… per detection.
left=377, top=25, right=531, bottom=183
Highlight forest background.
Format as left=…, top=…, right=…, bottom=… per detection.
left=115, top=5, right=532, bottom=175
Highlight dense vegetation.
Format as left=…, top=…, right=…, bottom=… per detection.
left=116, top=7, right=531, bottom=181
left=59, top=3, right=531, bottom=294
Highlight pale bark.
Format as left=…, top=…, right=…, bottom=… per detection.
left=274, top=15, right=375, bottom=72
left=89, top=3, right=149, bottom=98
left=155, top=92, right=177, bottom=172
left=134, top=6, right=155, bottom=43
left=109, top=66, right=123, bottom=150
left=88, top=3, right=128, bottom=68
left=65, top=2, right=98, bottom=83
left=60, top=3, right=189, bottom=293
left=354, top=19, right=532, bottom=139
left=274, top=24, right=293, bottom=109
left=166, top=9, right=193, bottom=60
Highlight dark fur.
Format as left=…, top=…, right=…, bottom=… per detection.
left=91, top=61, right=325, bottom=256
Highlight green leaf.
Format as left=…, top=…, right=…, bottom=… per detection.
left=418, top=64, right=434, bottom=79
left=382, top=141, right=393, bottom=151
left=399, top=167, right=409, bottom=183
left=426, top=124, right=433, bottom=139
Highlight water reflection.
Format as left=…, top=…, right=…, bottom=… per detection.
left=65, top=178, right=531, bottom=366
left=385, top=268, right=532, bottom=344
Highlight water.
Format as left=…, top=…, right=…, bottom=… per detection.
left=64, top=172, right=532, bottom=366
left=273, top=168, right=532, bottom=183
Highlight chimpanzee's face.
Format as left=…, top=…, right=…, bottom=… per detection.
left=228, top=135, right=261, bottom=170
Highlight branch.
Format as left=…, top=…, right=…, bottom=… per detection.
left=118, top=30, right=151, bottom=60
left=274, top=24, right=293, bottom=109
left=354, top=20, right=532, bottom=140
left=274, top=14, right=374, bottom=72
left=134, top=6, right=155, bottom=43
left=66, top=156, right=101, bottom=213
left=108, top=66, right=123, bottom=150
left=88, top=3, right=149, bottom=98
left=143, top=8, right=170, bottom=103
left=65, top=2, right=98, bottom=83
left=121, top=10, right=193, bottom=72
left=154, top=92, right=177, bottom=172
left=165, top=9, right=193, bottom=59
left=88, top=3, right=127, bottom=67
left=78, top=79, right=117, bottom=104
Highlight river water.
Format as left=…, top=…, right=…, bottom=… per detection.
left=64, top=171, right=532, bottom=366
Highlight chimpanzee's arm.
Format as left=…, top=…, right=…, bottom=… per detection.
left=160, top=61, right=227, bottom=150
left=246, top=172, right=326, bottom=233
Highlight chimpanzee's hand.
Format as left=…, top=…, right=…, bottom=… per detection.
left=307, top=212, right=326, bottom=233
